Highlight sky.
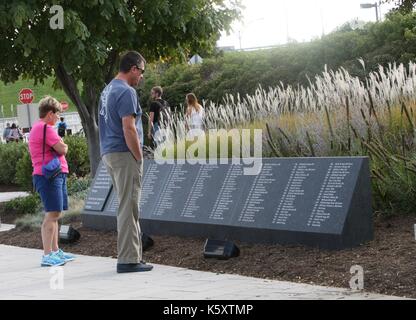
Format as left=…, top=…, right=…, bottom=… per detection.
left=217, top=0, right=397, bottom=49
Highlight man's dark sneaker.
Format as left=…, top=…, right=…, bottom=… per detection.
left=117, top=262, right=153, bottom=273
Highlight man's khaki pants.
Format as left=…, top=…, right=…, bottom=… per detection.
left=103, top=152, right=143, bottom=264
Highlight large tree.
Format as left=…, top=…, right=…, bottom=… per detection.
left=0, top=0, right=240, bottom=175
left=384, top=0, right=415, bottom=12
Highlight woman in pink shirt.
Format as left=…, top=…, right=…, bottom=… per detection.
left=28, top=96, right=75, bottom=267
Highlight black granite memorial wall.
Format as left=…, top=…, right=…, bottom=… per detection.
left=82, top=157, right=373, bottom=249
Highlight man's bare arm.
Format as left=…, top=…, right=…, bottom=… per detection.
left=148, top=112, right=155, bottom=137
left=122, top=115, right=143, bottom=161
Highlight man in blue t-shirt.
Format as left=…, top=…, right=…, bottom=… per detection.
left=98, top=51, right=152, bottom=274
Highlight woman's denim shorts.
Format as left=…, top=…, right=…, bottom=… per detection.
left=33, top=173, right=68, bottom=213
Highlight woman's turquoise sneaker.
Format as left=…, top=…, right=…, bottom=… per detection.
left=41, top=252, right=66, bottom=267
left=54, top=249, right=76, bottom=262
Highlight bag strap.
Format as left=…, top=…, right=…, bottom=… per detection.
left=42, top=123, right=47, bottom=165
left=42, top=123, right=59, bottom=165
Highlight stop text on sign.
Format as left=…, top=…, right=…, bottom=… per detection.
left=19, top=88, right=34, bottom=104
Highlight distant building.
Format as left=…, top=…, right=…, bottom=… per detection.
left=188, top=54, right=203, bottom=65
left=217, top=46, right=235, bottom=52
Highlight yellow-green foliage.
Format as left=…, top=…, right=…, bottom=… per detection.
left=155, top=62, right=416, bottom=214
left=158, top=128, right=261, bottom=160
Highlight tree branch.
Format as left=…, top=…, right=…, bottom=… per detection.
left=85, top=84, right=99, bottom=125
left=55, top=64, right=90, bottom=124
left=105, top=50, right=118, bottom=84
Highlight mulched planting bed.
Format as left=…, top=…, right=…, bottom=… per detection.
left=0, top=185, right=26, bottom=192
left=0, top=213, right=415, bottom=298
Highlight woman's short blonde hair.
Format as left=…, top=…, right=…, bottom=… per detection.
left=38, top=96, right=62, bottom=118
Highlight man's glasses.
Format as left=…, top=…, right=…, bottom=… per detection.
left=135, top=64, right=145, bottom=74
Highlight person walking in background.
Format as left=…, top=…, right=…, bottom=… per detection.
left=185, top=93, right=205, bottom=139
left=148, top=86, right=170, bottom=147
left=57, top=117, right=67, bottom=138
left=7, top=123, right=22, bottom=143
left=28, top=96, right=75, bottom=267
left=99, top=50, right=153, bottom=274
left=16, top=125, right=24, bottom=141
left=2, top=123, right=11, bottom=143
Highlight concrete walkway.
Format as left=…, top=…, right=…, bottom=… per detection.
left=0, top=224, right=15, bottom=232
left=0, top=245, right=407, bottom=300
left=0, top=192, right=29, bottom=203
left=0, top=190, right=24, bottom=232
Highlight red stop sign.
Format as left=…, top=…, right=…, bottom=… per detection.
left=19, top=88, right=34, bottom=104
left=60, top=101, right=69, bottom=112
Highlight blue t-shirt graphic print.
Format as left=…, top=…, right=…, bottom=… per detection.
left=99, top=79, right=144, bottom=156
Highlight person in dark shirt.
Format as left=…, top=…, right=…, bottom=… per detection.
left=57, top=117, right=67, bottom=138
left=148, top=86, right=170, bottom=147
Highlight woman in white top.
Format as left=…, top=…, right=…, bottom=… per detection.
left=185, top=93, right=205, bottom=139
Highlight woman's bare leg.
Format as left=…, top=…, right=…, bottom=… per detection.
left=41, top=212, right=61, bottom=255
left=52, top=220, right=59, bottom=252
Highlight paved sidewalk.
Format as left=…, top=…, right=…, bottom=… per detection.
left=0, top=224, right=15, bottom=232
left=0, top=192, right=29, bottom=203
left=0, top=191, right=27, bottom=232
left=0, top=245, right=408, bottom=300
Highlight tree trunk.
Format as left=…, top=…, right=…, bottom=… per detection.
left=84, top=118, right=101, bottom=177
left=54, top=50, right=118, bottom=177
left=84, top=84, right=101, bottom=176
left=55, top=65, right=101, bottom=177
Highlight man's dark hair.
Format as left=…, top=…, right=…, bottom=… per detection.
left=60, top=117, right=64, bottom=122
left=119, top=51, right=146, bottom=73
left=152, top=86, right=163, bottom=97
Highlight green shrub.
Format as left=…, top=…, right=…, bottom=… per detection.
left=66, top=174, right=91, bottom=199
left=64, top=135, right=90, bottom=177
left=15, top=212, right=44, bottom=231
left=0, top=143, right=28, bottom=185
left=1, top=136, right=90, bottom=189
left=139, top=12, right=416, bottom=111
left=14, top=196, right=83, bottom=231
left=4, top=193, right=41, bottom=215
left=15, top=151, right=34, bottom=191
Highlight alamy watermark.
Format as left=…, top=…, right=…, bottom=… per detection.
left=49, top=266, right=64, bottom=290
left=49, top=5, right=64, bottom=30
left=153, top=128, right=263, bottom=175
left=349, top=265, right=364, bottom=291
